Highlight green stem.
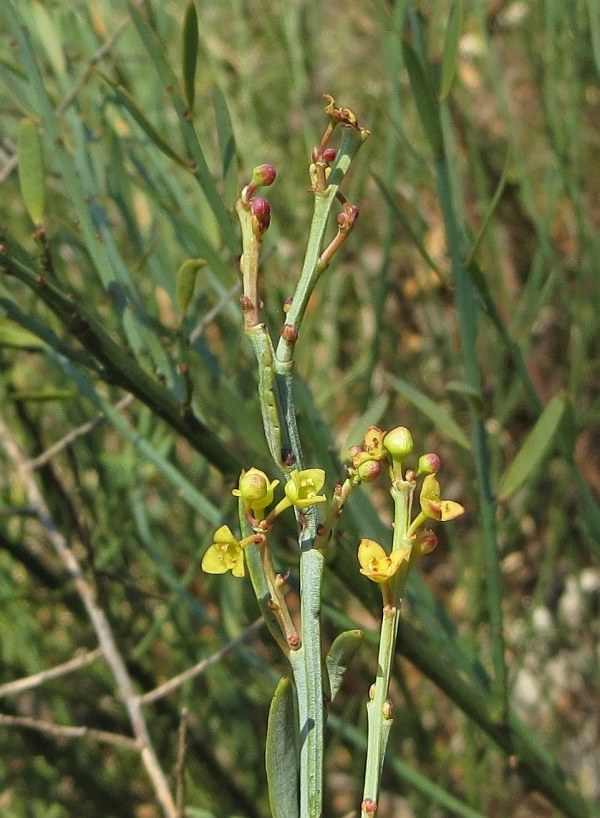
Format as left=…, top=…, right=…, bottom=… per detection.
left=361, top=478, right=414, bottom=815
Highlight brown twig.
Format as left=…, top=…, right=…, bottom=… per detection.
left=0, top=713, right=139, bottom=751
left=139, top=618, right=263, bottom=705
left=175, top=708, right=189, bottom=818
left=27, top=395, right=134, bottom=469
left=0, top=412, right=177, bottom=818
left=0, top=648, right=103, bottom=698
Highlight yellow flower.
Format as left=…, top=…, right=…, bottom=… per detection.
left=284, top=469, right=327, bottom=510
left=201, top=525, right=246, bottom=578
left=232, top=467, right=279, bottom=517
left=358, top=538, right=407, bottom=583
left=419, top=474, right=465, bottom=521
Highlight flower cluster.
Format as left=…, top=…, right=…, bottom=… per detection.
left=352, top=425, right=465, bottom=586
left=201, top=468, right=326, bottom=578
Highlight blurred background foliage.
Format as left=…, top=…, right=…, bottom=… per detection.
left=1, top=1, right=599, bottom=816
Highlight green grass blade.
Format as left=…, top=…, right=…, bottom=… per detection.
left=498, top=392, right=567, bottom=502
left=387, top=373, right=471, bottom=450
left=440, top=0, right=464, bottom=101
left=182, top=1, right=199, bottom=113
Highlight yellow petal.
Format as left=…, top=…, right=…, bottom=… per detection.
left=440, top=500, right=465, bottom=521
left=201, top=544, right=231, bottom=574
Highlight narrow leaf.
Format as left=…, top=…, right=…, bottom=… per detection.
left=265, top=678, right=299, bottom=818
left=31, top=0, right=66, bottom=77
left=326, top=630, right=364, bottom=703
left=402, top=41, right=443, bottom=156
left=17, top=117, right=45, bottom=225
left=176, top=258, right=206, bottom=318
left=182, top=1, right=199, bottom=112
left=439, top=0, right=464, bottom=101
left=387, top=373, right=471, bottom=450
left=99, top=75, right=188, bottom=168
left=498, top=393, right=567, bottom=501
left=339, top=393, right=389, bottom=459
left=586, top=0, right=600, bottom=79
left=0, top=318, right=44, bottom=349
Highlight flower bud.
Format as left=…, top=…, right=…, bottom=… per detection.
left=363, top=426, right=386, bottom=460
left=356, top=458, right=381, bottom=482
left=347, top=444, right=363, bottom=463
left=251, top=163, right=277, bottom=188
left=232, top=467, right=279, bottom=515
left=414, top=528, right=438, bottom=555
left=251, top=197, right=271, bottom=236
left=322, top=147, right=337, bottom=163
left=383, top=426, right=414, bottom=459
left=417, top=452, right=441, bottom=476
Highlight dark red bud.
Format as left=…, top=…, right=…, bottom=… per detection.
left=252, top=163, right=277, bottom=187
left=251, top=197, right=271, bottom=235
left=322, top=147, right=337, bottom=163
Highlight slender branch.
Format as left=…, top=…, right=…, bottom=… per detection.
left=175, top=708, right=189, bottom=818
left=27, top=395, right=134, bottom=469
left=0, top=239, right=242, bottom=477
left=0, top=713, right=138, bottom=751
left=0, top=648, right=103, bottom=698
left=0, top=412, right=177, bottom=818
left=139, top=618, right=263, bottom=705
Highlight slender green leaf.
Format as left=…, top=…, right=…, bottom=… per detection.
left=498, top=393, right=567, bottom=501
left=212, top=85, right=238, bottom=205
left=467, top=148, right=512, bottom=265
left=439, top=0, right=464, bottom=101
left=176, top=258, right=207, bottom=318
left=586, top=0, right=600, bottom=79
left=402, top=40, right=443, bottom=156
left=265, top=678, right=299, bottom=818
left=387, top=373, right=471, bottom=450
left=339, top=393, right=389, bottom=458
left=373, top=174, right=441, bottom=274
left=17, top=117, right=45, bottom=225
left=99, top=75, right=188, bottom=168
left=31, top=0, right=66, bottom=77
left=0, top=318, right=44, bottom=349
left=182, top=1, right=199, bottom=112
left=325, top=630, right=364, bottom=703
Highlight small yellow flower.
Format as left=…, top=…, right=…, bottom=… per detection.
left=284, top=469, right=327, bottom=510
left=232, top=467, right=279, bottom=517
left=201, top=525, right=246, bottom=578
left=419, top=474, right=465, bottom=522
left=358, top=538, right=407, bottom=583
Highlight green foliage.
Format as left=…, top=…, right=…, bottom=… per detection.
left=1, top=1, right=600, bottom=817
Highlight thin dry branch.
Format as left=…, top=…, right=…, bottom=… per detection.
left=27, top=395, right=134, bottom=469
left=0, top=647, right=103, bottom=698
left=0, top=412, right=177, bottom=818
left=139, top=618, right=263, bottom=705
left=0, top=713, right=139, bottom=750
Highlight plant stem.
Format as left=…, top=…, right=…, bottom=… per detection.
left=361, top=478, right=414, bottom=815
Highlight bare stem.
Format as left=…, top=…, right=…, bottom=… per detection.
left=0, top=412, right=177, bottom=818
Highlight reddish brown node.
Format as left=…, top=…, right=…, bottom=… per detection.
left=361, top=798, right=378, bottom=816
left=239, top=295, right=254, bottom=311
left=281, top=323, right=298, bottom=343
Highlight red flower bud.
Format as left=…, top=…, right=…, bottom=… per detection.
left=251, top=197, right=271, bottom=236
left=322, top=147, right=337, bottom=163
left=417, top=452, right=442, bottom=476
left=252, top=163, right=277, bottom=188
